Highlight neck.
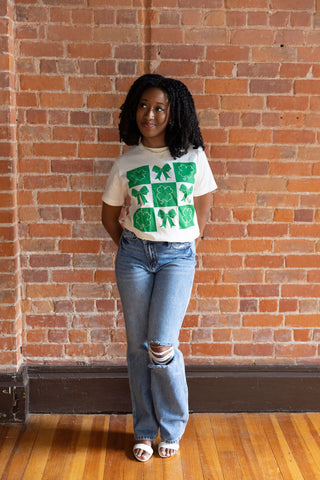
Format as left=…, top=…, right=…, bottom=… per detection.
left=142, top=139, right=167, bottom=149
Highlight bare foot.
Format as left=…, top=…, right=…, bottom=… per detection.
left=158, top=442, right=179, bottom=458
left=133, top=440, right=153, bottom=462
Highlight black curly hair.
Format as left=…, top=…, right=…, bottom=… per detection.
left=119, top=74, right=205, bottom=159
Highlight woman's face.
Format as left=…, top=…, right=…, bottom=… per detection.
left=136, top=87, right=170, bottom=148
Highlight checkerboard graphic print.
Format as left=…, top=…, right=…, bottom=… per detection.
left=127, top=161, right=197, bottom=233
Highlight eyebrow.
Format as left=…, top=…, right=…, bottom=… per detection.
left=140, top=98, right=168, bottom=106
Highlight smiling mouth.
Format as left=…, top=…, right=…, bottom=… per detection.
left=141, top=122, right=156, bottom=128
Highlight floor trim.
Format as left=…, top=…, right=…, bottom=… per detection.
left=0, top=367, right=29, bottom=422
left=1, top=364, right=320, bottom=422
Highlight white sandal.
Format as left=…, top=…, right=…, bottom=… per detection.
left=158, top=441, right=179, bottom=458
left=133, top=443, right=153, bottom=462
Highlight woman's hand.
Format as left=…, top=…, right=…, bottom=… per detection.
left=101, top=202, right=123, bottom=246
left=194, top=192, right=212, bottom=246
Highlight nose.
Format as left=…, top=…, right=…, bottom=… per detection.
left=144, top=107, right=154, bottom=119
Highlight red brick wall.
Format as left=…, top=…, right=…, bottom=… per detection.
left=0, top=0, right=22, bottom=370
left=1, top=0, right=320, bottom=370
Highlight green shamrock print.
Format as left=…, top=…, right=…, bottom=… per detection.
left=152, top=183, right=177, bottom=208
left=179, top=205, right=195, bottom=229
left=173, top=162, right=196, bottom=184
left=127, top=166, right=151, bottom=188
left=133, top=208, right=156, bottom=232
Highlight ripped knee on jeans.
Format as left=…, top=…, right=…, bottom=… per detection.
left=149, top=343, right=174, bottom=365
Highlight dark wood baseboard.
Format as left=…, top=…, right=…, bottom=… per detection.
left=1, top=364, right=320, bottom=422
left=0, top=368, right=29, bottom=423
left=29, top=365, right=131, bottom=415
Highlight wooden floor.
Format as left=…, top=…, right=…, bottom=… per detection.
left=1, top=413, right=320, bottom=479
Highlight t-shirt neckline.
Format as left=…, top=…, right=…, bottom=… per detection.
left=140, top=143, right=169, bottom=155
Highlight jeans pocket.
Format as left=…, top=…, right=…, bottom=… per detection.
left=170, top=242, right=192, bottom=250
left=169, top=241, right=195, bottom=259
left=121, top=229, right=139, bottom=243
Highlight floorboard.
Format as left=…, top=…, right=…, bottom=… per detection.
left=1, top=413, right=320, bottom=479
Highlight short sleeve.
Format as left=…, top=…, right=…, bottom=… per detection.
left=102, top=161, right=126, bottom=206
left=193, top=148, right=217, bottom=197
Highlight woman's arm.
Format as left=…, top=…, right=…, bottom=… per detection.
left=101, top=202, right=123, bottom=246
left=194, top=192, right=212, bottom=246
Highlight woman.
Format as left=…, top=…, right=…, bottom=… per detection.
left=102, top=74, right=217, bottom=462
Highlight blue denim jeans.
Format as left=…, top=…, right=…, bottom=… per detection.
left=115, top=229, right=196, bottom=444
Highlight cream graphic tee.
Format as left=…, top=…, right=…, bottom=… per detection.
left=102, top=144, right=217, bottom=242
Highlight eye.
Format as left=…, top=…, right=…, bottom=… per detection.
left=156, top=106, right=164, bottom=112
left=139, top=102, right=147, bottom=109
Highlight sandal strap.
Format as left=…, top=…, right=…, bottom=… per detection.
left=133, top=443, right=153, bottom=455
left=158, top=441, right=179, bottom=452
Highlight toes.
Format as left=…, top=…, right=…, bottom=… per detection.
left=158, top=442, right=179, bottom=458
left=133, top=442, right=153, bottom=462
left=133, top=448, right=140, bottom=458
left=159, top=447, right=175, bottom=457
left=134, top=448, right=147, bottom=460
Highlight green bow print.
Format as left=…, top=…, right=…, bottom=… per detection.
left=132, top=186, right=149, bottom=205
left=180, top=184, right=193, bottom=202
left=152, top=164, right=171, bottom=181
left=158, top=209, right=176, bottom=228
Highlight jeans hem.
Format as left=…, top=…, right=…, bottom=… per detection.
left=135, top=436, right=157, bottom=442
left=160, top=438, right=181, bottom=444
